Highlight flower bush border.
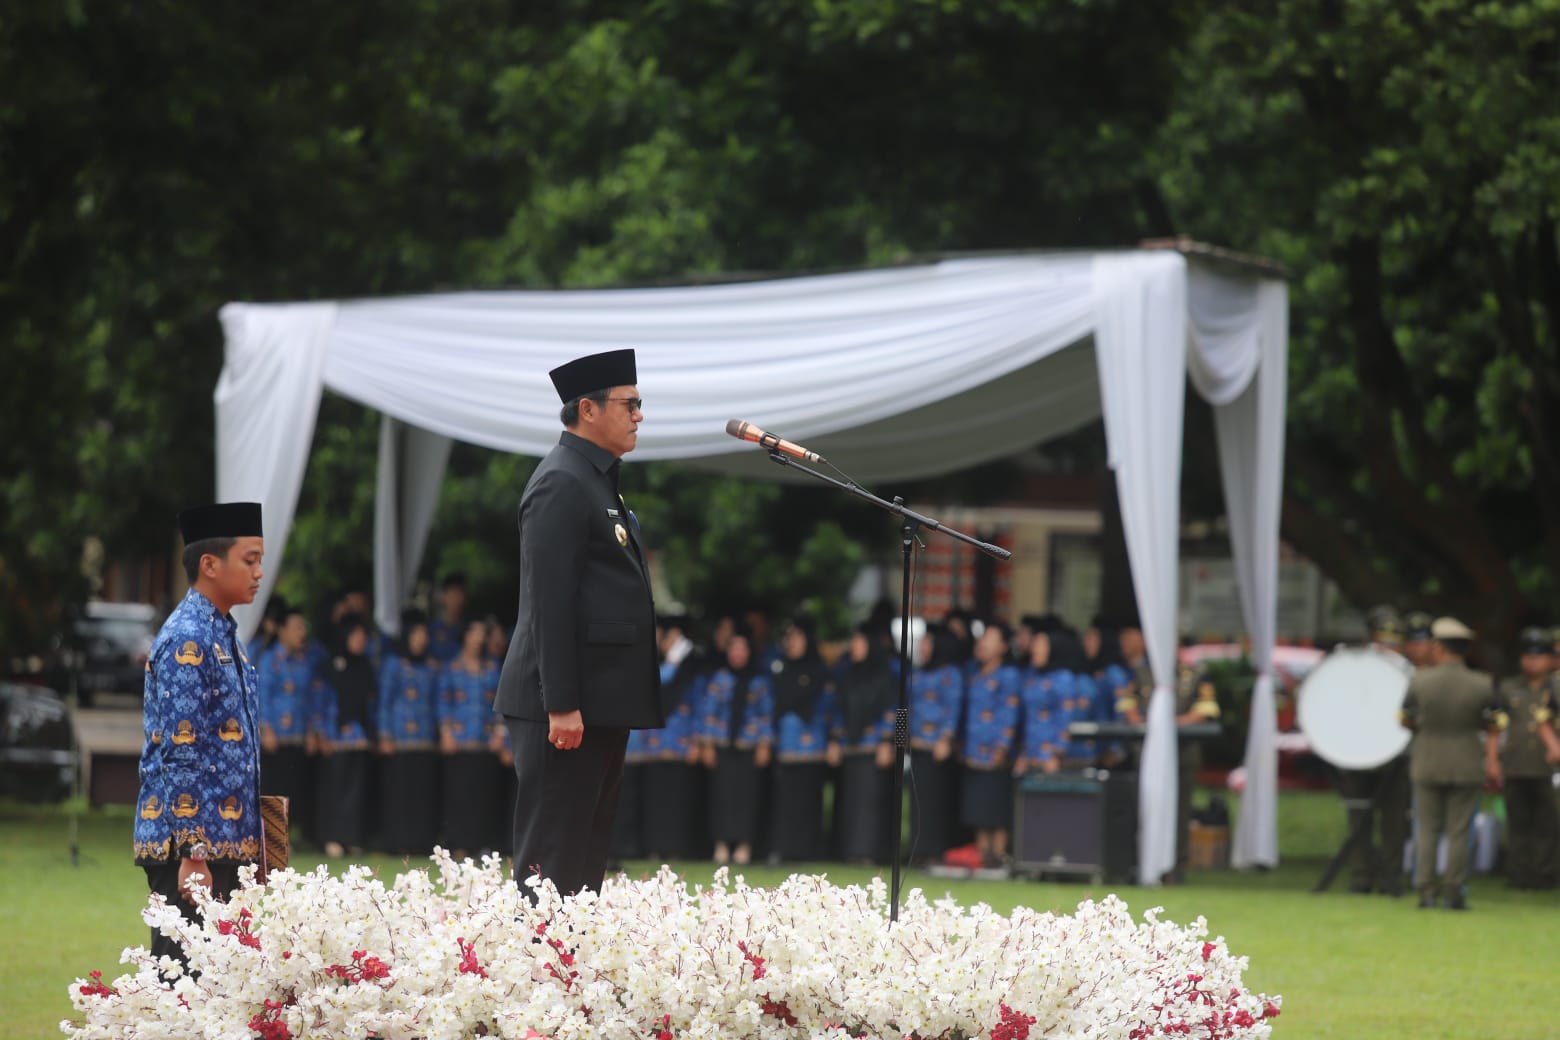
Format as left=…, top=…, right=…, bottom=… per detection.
left=65, top=852, right=1279, bottom=1040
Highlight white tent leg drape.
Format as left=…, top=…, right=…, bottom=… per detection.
left=1202, top=278, right=1289, bottom=868
left=1092, top=251, right=1188, bottom=885
left=373, top=417, right=454, bottom=637
left=216, top=301, right=338, bottom=636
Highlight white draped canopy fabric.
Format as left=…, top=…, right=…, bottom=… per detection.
left=215, top=250, right=1288, bottom=879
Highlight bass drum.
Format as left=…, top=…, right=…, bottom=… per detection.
left=1296, top=646, right=1414, bottom=770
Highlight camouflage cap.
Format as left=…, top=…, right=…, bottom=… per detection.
left=1366, top=605, right=1405, bottom=646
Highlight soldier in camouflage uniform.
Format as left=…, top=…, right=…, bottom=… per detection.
left=1117, top=653, right=1218, bottom=884
left=1339, top=606, right=1412, bottom=895
left=1495, top=627, right=1560, bottom=889
left=1171, top=663, right=1220, bottom=881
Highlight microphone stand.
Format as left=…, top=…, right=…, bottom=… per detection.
left=765, top=450, right=1011, bottom=923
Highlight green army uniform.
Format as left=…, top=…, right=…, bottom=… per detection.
left=1340, top=746, right=1411, bottom=895
left=1340, top=607, right=1412, bottom=895
left=1114, top=660, right=1154, bottom=720
left=1402, top=654, right=1496, bottom=907
left=1496, top=672, right=1558, bottom=889
left=1172, top=665, right=1220, bottom=878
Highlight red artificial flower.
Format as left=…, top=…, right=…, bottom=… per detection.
left=760, top=996, right=798, bottom=1027
left=77, top=971, right=117, bottom=999
left=248, top=997, right=293, bottom=1040
left=457, top=938, right=488, bottom=979
left=990, top=1003, right=1037, bottom=1040
left=736, top=940, right=768, bottom=981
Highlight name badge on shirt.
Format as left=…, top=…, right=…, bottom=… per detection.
left=213, top=642, right=234, bottom=666
left=606, top=507, right=621, bottom=518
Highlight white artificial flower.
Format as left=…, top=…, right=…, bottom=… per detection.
left=63, top=860, right=1278, bottom=1040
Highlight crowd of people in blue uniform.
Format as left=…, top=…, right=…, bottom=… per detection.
left=246, top=573, right=1150, bottom=869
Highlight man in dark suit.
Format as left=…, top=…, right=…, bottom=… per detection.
left=496, top=348, right=664, bottom=900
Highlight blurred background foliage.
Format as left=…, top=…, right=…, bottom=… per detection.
left=4, top=0, right=1559, bottom=649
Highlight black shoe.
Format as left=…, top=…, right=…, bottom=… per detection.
left=1446, top=894, right=1468, bottom=911
left=1417, top=894, right=1436, bottom=909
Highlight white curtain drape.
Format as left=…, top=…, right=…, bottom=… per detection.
left=1091, top=251, right=1188, bottom=885
left=373, top=418, right=455, bottom=636
left=214, top=251, right=1288, bottom=874
left=1191, top=274, right=1290, bottom=868
left=215, top=301, right=337, bottom=637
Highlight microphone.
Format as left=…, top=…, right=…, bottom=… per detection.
left=726, top=419, right=826, bottom=464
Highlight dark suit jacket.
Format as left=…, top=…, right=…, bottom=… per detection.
left=495, top=431, right=664, bottom=729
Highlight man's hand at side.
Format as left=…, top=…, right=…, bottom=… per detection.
left=177, top=857, right=215, bottom=903
left=549, top=710, right=584, bottom=750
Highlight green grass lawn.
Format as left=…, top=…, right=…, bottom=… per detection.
left=5, top=791, right=1554, bottom=1040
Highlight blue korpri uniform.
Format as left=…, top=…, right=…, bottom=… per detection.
left=134, top=588, right=262, bottom=865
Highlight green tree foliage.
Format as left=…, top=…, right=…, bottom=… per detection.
left=1159, top=0, right=1560, bottom=643
left=17, top=0, right=1552, bottom=654
left=4, top=1, right=1188, bottom=648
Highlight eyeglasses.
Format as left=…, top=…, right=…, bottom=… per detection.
left=604, top=396, right=643, bottom=412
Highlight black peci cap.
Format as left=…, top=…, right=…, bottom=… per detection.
left=178, top=502, right=262, bottom=543
left=1519, top=626, right=1553, bottom=656
left=549, top=349, right=637, bottom=403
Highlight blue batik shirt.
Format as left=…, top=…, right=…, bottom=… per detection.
left=909, top=663, right=963, bottom=751
left=1061, top=671, right=1106, bottom=761
left=134, top=587, right=262, bottom=865
left=962, top=664, right=1021, bottom=769
left=641, top=662, right=703, bottom=760
left=377, top=654, right=439, bottom=750
left=775, top=688, right=838, bottom=763
left=426, top=615, right=464, bottom=663
left=696, top=669, right=773, bottom=749
left=259, top=645, right=316, bottom=745
left=437, top=656, right=501, bottom=751
left=1018, top=667, right=1070, bottom=766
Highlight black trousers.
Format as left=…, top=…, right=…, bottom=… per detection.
left=143, top=860, right=242, bottom=969
left=506, top=718, right=629, bottom=901
left=1505, top=774, right=1558, bottom=888
left=1340, top=759, right=1410, bottom=891
left=316, top=749, right=369, bottom=849
left=908, top=749, right=956, bottom=863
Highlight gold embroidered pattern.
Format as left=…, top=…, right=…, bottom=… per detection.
left=174, top=641, right=205, bottom=666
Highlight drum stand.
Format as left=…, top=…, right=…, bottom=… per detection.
left=1312, top=755, right=1408, bottom=893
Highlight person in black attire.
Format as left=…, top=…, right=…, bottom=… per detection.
left=908, top=623, right=964, bottom=864
left=699, top=626, right=772, bottom=865
left=767, top=618, right=837, bottom=864
left=494, top=349, right=663, bottom=900
left=835, top=622, right=899, bottom=864
left=376, top=610, right=440, bottom=855
left=639, top=615, right=707, bottom=861
left=312, top=614, right=376, bottom=858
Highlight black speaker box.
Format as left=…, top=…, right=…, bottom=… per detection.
left=1012, top=769, right=1138, bottom=883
